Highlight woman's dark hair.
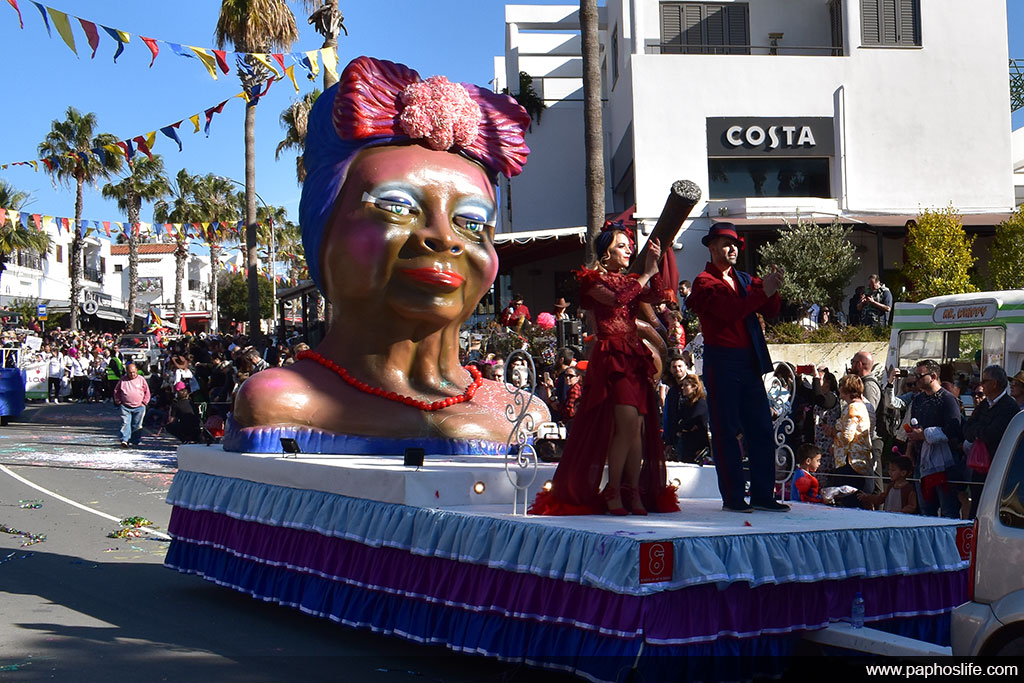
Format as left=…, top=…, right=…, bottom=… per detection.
left=822, top=370, right=838, bottom=394
left=891, top=455, right=914, bottom=475
left=594, top=230, right=616, bottom=262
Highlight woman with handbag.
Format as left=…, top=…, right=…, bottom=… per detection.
left=963, top=366, right=1019, bottom=518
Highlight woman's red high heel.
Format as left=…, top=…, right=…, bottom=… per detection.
left=601, top=485, right=629, bottom=516
left=622, top=485, right=647, bottom=516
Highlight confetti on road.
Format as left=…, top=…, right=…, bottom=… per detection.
left=0, top=522, right=46, bottom=546
left=108, top=516, right=157, bottom=539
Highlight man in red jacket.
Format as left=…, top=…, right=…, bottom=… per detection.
left=687, top=223, right=787, bottom=513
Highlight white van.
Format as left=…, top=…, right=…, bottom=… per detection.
left=885, top=291, right=1024, bottom=384
left=950, top=410, right=1024, bottom=655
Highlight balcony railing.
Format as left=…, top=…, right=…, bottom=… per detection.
left=15, top=251, right=42, bottom=270
left=84, top=267, right=103, bottom=284
left=645, top=42, right=842, bottom=56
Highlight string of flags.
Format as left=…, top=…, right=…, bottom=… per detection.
left=0, top=205, right=273, bottom=246
left=0, top=81, right=289, bottom=173
left=4, top=1, right=339, bottom=83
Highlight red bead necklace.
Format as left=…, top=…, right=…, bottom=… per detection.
left=296, top=350, right=482, bottom=412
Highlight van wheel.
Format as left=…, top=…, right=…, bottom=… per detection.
left=995, top=635, right=1024, bottom=656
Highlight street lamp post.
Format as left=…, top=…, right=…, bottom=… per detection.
left=215, top=176, right=277, bottom=337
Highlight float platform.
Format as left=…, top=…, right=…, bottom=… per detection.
left=164, top=445, right=970, bottom=682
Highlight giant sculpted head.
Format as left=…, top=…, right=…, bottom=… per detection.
left=227, top=57, right=547, bottom=454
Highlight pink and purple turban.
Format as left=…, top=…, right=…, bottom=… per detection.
left=300, top=56, right=532, bottom=291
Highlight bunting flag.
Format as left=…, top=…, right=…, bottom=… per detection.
left=159, top=122, right=183, bottom=152
left=47, top=6, right=75, bottom=54
left=9, top=3, right=337, bottom=83
left=1, top=85, right=265, bottom=170
left=204, top=100, right=227, bottom=137
left=6, top=0, right=22, bottom=29
left=78, top=17, right=98, bottom=57
left=101, top=25, right=129, bottom=62
left=102, top=220, right=110, bottom=237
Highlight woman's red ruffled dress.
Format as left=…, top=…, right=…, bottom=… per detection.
left=530, top=269, right=679, bottom=515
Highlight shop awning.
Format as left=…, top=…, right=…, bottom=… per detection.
left=494, top=226, right=587, bottom=271
left=95, top=309, right=127, bottom=323
left=711, top=212, right=1014, bottom=233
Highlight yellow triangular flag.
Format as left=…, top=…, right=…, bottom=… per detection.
left=28, top=160, right=38, bottom=172
left=234, top=90, right=250, bottom=103
left=144, top=131, right=156, bottom=149
left=188, top=46, right=219, bottom=80
left=114, top=29, right=130, bottom=43
left=201, top=222, right=210, bottom=231
left=321, top=47, right=338, bottom=83
left=189, top=114, right=201, bottom=133
left=48, top=8, right=77, bottom=55
left=43, top=215, right=53, bottom=228
left=9, top=210, right=19, bottom=226
left=284, top=64, right=299, bottom=93
left=103, top=143, right=124, bottom=157
left=304, top=50, right=320, bottom=77
left=251, top=53, right=281, bottom=79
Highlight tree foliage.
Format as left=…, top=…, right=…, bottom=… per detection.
left=276, top=88, right=320, bottom=184
left=987, top=207, right=1024, bottom=291
left=901, top=205, right=978, bottom=299
left=502, top=72, right=546, bottom=124
left=756, top=218, right=860, bottom=309
left=217, top=271, right=273, bottom=321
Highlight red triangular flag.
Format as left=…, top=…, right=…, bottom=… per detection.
left=212, top=49, right=230, bottom=74
left=140, top=36, right=159, bottom=67
left=0, top=208, right=7, bottom=226
left=272, top=53, right=285, bottom=72
left=7, top=0, right=23, bottom=29
left=78, top=18, right=100, bottom=58
left=133, top=135, right=154, bottom=160
left=32, top=213, right=41, bottom=230
left=102, top=221, right=110, bottom=237
left=204, top=100, right=228, bottom=136
left=165, top=223, right=174, bottom=237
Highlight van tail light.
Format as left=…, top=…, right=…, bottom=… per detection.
left=957, top=520, right=979, bottom=601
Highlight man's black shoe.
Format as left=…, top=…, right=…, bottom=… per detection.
left=751, top=499, right=790, bottom=512
left=721, top=501, right=753, bottom=513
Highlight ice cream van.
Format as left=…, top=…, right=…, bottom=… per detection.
left=885, top=291, right=1024, bottom=386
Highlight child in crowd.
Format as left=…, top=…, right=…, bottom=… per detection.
left=790, top=443, right=823, bottom=503
left=858, top=455, right=918, bottom=514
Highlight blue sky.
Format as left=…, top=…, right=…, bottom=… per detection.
left=0, top=0, right=1020, bottom=240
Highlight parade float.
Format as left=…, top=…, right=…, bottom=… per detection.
left=164, top=56, right=969, bottom=681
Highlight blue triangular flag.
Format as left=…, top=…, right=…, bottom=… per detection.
left=32, top=2, right=50, bottom=37
left=160, top=124, right=183, bottom=152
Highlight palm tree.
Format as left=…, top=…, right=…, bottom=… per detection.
left=579, top=0, right=604, bottom=267
left=102, top=155, right=170, bottom=331
left=194, top=174, right=242, bottom=334
left=38, top=107, right=123, bottom=330
left=154, top=169, right=200, bottom=324
left=0, top=180, right=52, bottom=294
left=215, top=0, right=299, bottom=337
left=297, top=1, right=346, bottom=89
left=276, top=88, right=320, bottom=184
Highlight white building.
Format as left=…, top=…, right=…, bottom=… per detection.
left=495, top=1, right=1019, bottom=313
left=1, top=215, right=219, bottom=329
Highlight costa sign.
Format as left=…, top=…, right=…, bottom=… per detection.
left=707, top=117, right=834, bottom=156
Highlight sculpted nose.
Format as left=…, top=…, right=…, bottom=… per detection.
left=418, top=211, right=465, bottom=256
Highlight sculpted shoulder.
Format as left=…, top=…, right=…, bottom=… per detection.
left=232, top=365, right=324, bottom=428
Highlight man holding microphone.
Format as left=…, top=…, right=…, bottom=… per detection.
left=687, top=223, right=787, bottom=513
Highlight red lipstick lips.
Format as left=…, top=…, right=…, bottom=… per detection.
left=400, top=268, right=465, bottom=288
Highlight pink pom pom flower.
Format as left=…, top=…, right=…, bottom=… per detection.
left=536, top=312, right=556, bottom=331
left=398, top=76, right=482, bottom=151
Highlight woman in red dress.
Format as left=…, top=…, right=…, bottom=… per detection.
left=531, top=229, right=679, bottom=516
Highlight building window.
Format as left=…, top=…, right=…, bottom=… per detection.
left=611, top=25, right=619, bottom=87
left=114, top=264, right=123, bottom=273
left=99, top=256, right=105, bottom=274
left=660, top=2, right=749, bottom=55
left=861, top=0, right=920, bottom=47
left=707, top=158, right=832, bottom=199
left=56, top=245, right=62, bottom=263
left=829, top=0, right=844, bottom=53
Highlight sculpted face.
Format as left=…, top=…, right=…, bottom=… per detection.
left=320, top=144, right=498, bottom=327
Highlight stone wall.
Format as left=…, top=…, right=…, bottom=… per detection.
left=766, top=342, right=889, bottom=375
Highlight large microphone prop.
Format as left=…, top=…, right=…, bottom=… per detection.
left=624, top=180, right=702, bottom=378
